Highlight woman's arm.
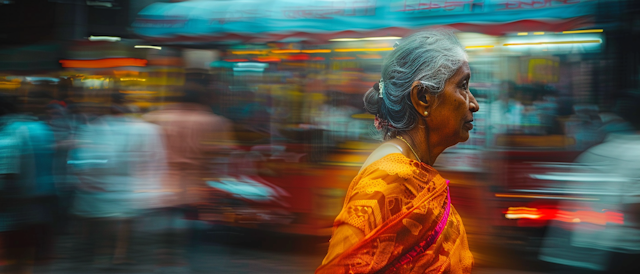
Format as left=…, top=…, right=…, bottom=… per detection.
left=321, top=224, right=365, bottom=265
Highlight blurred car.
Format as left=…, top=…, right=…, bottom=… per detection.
left=488, top=149, right=625, bottom=254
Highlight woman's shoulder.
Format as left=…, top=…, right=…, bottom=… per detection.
left=351, top=146, right=440, bottom=201
left=359, top=143, right=403, bottom=170
left=359, top=144, right=433, bottom=179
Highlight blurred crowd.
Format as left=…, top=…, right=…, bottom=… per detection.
left=0, top=81, right=240, bottom=273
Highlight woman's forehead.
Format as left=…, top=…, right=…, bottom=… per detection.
left=450, top=61, right=470, bottom=80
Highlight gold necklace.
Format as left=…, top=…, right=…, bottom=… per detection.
left=396, top=136, right=421, bottom=163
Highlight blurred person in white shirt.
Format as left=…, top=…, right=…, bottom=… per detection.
left=540, top=91, right=640, bottom=273
left=68, top=94, right=166, bottom=266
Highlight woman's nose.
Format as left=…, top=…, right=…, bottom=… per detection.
left=469, top=93, right=479, bottom=112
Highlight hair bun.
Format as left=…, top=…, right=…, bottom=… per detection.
left=363, top=87, right=382, bottom=116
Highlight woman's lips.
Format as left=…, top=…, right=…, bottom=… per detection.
left=464, top=120, right=474, bottom=130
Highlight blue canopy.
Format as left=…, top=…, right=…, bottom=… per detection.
left=133, top=0, right=598, bottom=42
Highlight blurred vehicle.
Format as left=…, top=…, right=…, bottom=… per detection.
left=200, top=175, right=294, bottom=228
left=488, top=150, right=585, bottom=252
left=195, top=142, right=362, bottom=236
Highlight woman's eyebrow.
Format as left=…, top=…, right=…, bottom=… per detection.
left=458, top=74, right=470, bottom=83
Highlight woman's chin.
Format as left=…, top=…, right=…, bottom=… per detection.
left=458, top=132, right=470, bottom=143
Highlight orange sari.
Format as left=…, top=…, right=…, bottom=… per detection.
left=317, top=154, right=473, bottom=274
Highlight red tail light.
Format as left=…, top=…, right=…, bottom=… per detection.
left=505, top=207, right=624, bottom=226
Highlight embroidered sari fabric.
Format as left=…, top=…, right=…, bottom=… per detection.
left=317, top=154, right=473, bottom=274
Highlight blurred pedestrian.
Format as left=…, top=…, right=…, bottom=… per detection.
left=143, top=83, right=235, bottom=266
left=42, top=101, right=77, bottom=235
left=317, top=29, right=477, bottom=274
left=68, top=95, right=166, bottom=267
left=0, top=94, right=56, bottom=273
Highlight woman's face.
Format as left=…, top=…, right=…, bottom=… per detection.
left=426, top=61, right=479, bottom=145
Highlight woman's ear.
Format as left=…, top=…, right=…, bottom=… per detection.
left=410, top=81, right=431, bottom=117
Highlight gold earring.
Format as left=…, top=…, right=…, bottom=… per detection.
left=423, top=111, right=428, bottom=116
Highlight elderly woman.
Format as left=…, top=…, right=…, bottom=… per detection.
left=317, top=29, right=478, bottom=274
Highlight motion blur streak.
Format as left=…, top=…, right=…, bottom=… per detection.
left=495, top=194, right=599, bottom=201
left=59, top=58, right=148, bottom=68
left=333, top=47, right=395, bottom=52
left=503, top=40, right=602, bottom=46
left=562, top=29, right=604, bottom=34
left=505, top=207, right=624, bottom=225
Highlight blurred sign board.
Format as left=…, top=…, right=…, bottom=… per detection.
left=133, top=0, right=598, bottom=41
left=527, top=57, right=560, bottom=83
left=183, top=49, right=220, bottom=70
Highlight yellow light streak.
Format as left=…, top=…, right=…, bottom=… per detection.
left=120, top=78, right=146, bottom=81
left=334, top=47, right=394, bottom=52
left=465, top=45, right=494, bottom=49
left=503, top=40, right=601, bottom=46
left=231, top=50, right=267, bottom=55
left=562, top=29, right=603, bottom=34
left=301, top=49, right=332, bottom=53
left=271, top=49, right=301, bottom=53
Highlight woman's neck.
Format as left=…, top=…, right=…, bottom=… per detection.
left=397, top=126, right=447, bottom=166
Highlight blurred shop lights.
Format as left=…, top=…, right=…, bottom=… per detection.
left=233, top=62, right=268, bottom=74
left=516, top=29, right=603, bottom=36
left=232, top=49, right=333, bottom=54
left=233, top=68, right=265, bottom=72
left=329, top=36, right=402, bottom=42
left=302, top=49, right=332, bottom=53
left=120, top=78, right=146, bottom=81
left=495, top=193, right=598, bottom=201
left=505, top=207, right=541, bottom=219
left=505, top=207, right=624, bottom=225
left=503, top=40, right=602, bottom=47
left=562, top=29, right=603, bottom=34
left=0, top=80, right=20, bottom=89
left=235, top=62, right=269, bottom=68
left=225, top=29, right=604, bottom=58
left=331, top=57, right=356, bottom=60
left=88, top=35, right=121, bottom=42
left=465, top=45, right=495, bottom=49
left=529, top=173, right=627, bottom=182
left=135, top=45, right=162, bottom=50
left=252, top=57, right=281, bottom=62
left=272, top=49, right=301, bottom=53
left=285, top=54, right=310, bottom=61
left=231, top=50, right=268, bottom=55
left=334, top=47, right=394, bottom=52
left=60, top=58, right=148, bottom=68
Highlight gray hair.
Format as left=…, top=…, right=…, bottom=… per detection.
left=363, top=28, right=467, bottom=139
